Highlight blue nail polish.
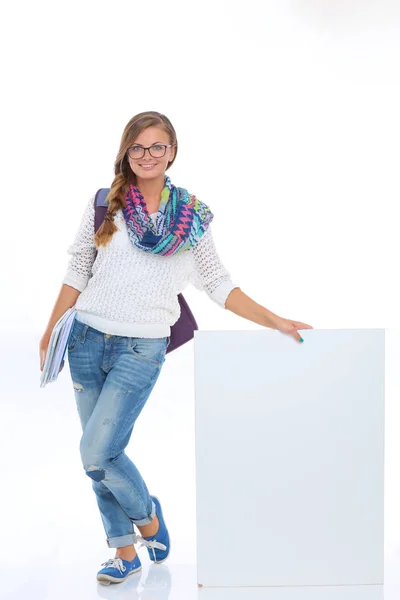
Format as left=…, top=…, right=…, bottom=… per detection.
left=300, top=337, right=304, bottom=343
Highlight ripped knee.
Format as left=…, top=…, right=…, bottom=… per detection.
left=85, top=465, right=105, bottom=481
left=73, top=382, right=84, bottom=392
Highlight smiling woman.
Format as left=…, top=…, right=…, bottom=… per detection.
left=39, top=109, right=313, bottom=585
left=93, top=121, right=178, bottom=226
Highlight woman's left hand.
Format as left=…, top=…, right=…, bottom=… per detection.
left=272, top=316, right=314, bottom=343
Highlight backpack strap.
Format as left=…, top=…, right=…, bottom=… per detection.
left=94, top=188, right=111, bottom=233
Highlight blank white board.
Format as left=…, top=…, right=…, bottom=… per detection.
left=194, top=329, right=385, bottom=587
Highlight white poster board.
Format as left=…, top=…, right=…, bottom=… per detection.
left=194, top=329, right=385, bottom=588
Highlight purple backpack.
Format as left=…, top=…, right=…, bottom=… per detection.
left=94, top=188, right=198, bottom=354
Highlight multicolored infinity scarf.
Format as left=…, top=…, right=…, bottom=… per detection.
left=122, top=175, right=214, bottom=256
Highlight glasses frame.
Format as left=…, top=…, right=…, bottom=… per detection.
left=127, top=144, right=175, bottom=160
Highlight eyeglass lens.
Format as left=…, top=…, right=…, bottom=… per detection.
left=128, top=145, right=166, bottom=159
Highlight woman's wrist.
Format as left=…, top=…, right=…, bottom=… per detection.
left=261, top=308, right=281, bottom=330
left=41, top=328, right=52, bottom=342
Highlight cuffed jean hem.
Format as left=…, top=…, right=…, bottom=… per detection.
left=107, top=533, right=136, bottom=548
left=105, top=499, right=156, bottom=547
left=130, top=499, right=156, bottom=526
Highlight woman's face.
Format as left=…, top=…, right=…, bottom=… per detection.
left=127, top=126, right=175, bottom=180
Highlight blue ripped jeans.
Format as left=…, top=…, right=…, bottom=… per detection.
left=67, top=317, right=169, bottom=549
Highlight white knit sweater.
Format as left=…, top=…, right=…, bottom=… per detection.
left=61, top=194, right=239, bottom=337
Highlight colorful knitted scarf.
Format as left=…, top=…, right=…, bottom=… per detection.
left=122, top=175, right=214, bottom=256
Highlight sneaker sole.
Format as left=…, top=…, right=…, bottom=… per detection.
left=97, top=564, right=142, bottom=585
left=151, top=495, right=171, bottom=564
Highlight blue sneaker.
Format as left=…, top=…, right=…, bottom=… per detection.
left=134, top=495, right=171, bottom=564
left=96, top=555, right=142, bottom=585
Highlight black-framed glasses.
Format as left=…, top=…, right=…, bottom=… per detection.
left=127, top=144, right=174, bottom=159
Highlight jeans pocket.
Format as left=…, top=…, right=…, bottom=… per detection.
left=128, top=338, right=166, bottom=366
left=68, top=332, right=79, bottom=353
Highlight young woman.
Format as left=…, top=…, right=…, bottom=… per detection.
left=39, top=111, right=313, bottom=585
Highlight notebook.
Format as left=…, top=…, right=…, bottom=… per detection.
left=40, top=307, right=77, bottom=388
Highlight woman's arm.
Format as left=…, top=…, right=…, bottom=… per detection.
left=39, top=284, right=81, bottom=370
left=191, top=228, right=278, bottom=327
left=40, top=194, right=97, bottom=370
left=61, top=194, right=97, bottom=291
left=42, top=284, right=81, bottom=339
left=191, top=225, right=313, bottom=342
left=225, top=285, right=313, bottom=341
left=190, top=225, right=240, bottom=308
left=225, top=287, right=279, bottom=329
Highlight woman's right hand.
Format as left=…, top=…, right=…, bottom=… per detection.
left=39, top=333, right=50, bottom=371
left=39, top=286, right=80, bottom=373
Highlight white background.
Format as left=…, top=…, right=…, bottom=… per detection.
left=1, top=0, right=399, bottom=336
left=0, top=1, right=399, bottom=597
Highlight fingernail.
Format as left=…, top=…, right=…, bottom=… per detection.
left=300, top=337, right=304, bottom=343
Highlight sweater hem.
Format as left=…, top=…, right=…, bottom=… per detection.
left=76, top=310, right=171, bottom=338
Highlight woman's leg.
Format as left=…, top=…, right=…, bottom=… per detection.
left=69, top=321, right=168, bottom=549
left=68, top=325, right=135, bottom=556
left=68, top=320, right=107, bottom=430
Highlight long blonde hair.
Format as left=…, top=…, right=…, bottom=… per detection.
left=94, top=111, right=178, bottom=248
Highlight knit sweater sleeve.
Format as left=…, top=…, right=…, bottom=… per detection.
left=61, top=194, right=97, bottom=292
left=189, top=225, right=240, bottom=308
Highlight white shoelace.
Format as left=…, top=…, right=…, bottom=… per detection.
left=133, top=533, right=167, bottom=562
left=100, top=558, right=126, bottom=574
